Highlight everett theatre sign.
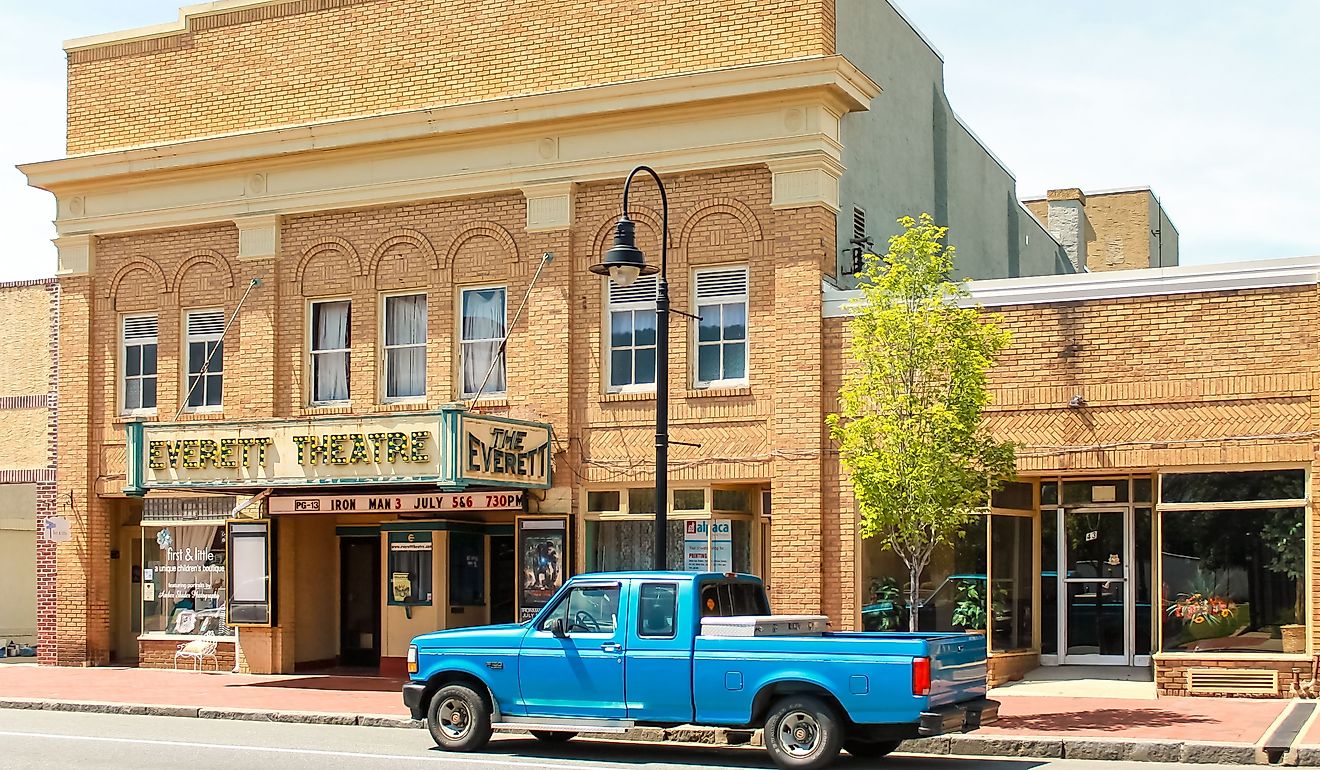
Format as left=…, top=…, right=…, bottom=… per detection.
left=124, top=408, right=552, bottom=493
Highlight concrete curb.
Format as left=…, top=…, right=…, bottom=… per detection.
left=0, top=699, right=1298, bottom=765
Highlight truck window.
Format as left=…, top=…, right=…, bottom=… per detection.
left=638, top=583, right=677, bottom=638
left=540, top=585, right=620, bottom=634
left=699, top=581, right=770, bottom=617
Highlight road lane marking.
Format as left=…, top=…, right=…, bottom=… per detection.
left=0, top=730, right=751, bottom=770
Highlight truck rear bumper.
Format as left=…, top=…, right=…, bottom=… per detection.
left=403, top=682, right=429, bottom=721
left=918, top=698, right=999, bottom=737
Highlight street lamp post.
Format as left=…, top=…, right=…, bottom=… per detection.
left=591, top=166, right=670, bottom=571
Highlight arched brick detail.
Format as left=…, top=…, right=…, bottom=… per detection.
left=584, top=205, right=668, bottom=273
left=442, top=222, right=519, bottom=270
left=367, top=228, right=440, bottom=274
left=291, top=236, right=363, bottom=285
left=169, top=249, right=235, bottom=294
left=677, top=198, right=764, bottom=250
left=106, top=257, right=167, bottom=302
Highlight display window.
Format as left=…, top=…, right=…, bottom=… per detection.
left=141, top=523, right=233, bottom=637
left=581, top=484, right=766, bottom=575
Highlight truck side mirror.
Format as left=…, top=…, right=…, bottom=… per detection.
left=546, top=617, right=567, bottom=638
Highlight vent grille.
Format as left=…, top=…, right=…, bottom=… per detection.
left=852, top=206, right=867, bottom=242
left=608, top=275, right=657, bottom=306
left=1186, top=668, right=1278, bottom=695
left=123, top=315, right=158, bottom=341
left=187, top=310, right=226, bottom=337
left=694, top=267, right=748, bottom=300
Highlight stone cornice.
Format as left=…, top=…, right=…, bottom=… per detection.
left=823, top=256, right=1320, bottom=317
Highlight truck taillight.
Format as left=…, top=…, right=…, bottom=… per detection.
left=407, top=644, right=418, bottom=675
left=912, top=656, right=931, bottom=696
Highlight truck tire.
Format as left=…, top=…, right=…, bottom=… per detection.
left=764, top=695, right=843, bottom=770
left=843, top=738, right=901, bottom=759
left=530, top=730, right=576, bottom=743
left=427, top=684, right=493, bottom=752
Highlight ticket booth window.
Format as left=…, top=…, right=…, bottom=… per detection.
left=387, top=531, right=433, bottom=606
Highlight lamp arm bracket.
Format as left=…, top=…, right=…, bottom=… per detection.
left=668, top=308, right=701, bottom=321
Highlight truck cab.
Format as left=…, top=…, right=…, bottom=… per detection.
left=405, top=572, right=996, bottom=770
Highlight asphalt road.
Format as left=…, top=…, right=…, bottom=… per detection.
left=0, top=709, right=1252, bottom=770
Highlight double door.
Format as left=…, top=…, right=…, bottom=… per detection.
left=1054, top=507, right=1152, bottom=666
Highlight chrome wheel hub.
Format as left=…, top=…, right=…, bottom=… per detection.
left=437, top=697, right=471, bottom=740
left=779, top=711, right=821, bottom=757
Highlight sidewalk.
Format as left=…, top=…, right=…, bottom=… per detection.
left=0, top=664, right=1315, bottom=765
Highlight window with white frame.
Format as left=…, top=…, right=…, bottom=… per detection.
left=607, top=275, right=657, bottom=390
left=184, top=309, right=225, bottom=410
left=310, top=300, right=351, bottom=404
left=122, top=314, right=158, bottom=413
left=693, top=266, right=748, bottom=387
left=383, top=293, right=427, bottom=400
left=460, top=287, right=506, bottom=398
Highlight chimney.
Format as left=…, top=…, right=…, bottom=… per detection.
left=1046, top=188, right=1088, bottom=271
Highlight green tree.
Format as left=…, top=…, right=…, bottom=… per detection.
left=828, top=214, right=1016, bottom=632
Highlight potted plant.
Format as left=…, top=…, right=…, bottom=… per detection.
left=951, top=579, right=988, bottom=634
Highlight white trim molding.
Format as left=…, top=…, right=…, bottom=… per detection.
left=235, top=213, right=280, bottom=261
left=54, top=234, right=95, bottom=276
left=823, top=255, right=1320, bottom=317
left=21, top=57, right=881, bottom=241
left=522, top=182, right=575, bottom=232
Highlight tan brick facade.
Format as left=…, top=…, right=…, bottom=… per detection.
left=67, top=0, right=837, bottom=154
left=1024, top=188, right=1175, bottom=272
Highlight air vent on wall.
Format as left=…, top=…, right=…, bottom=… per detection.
left=187, top=310, right=226, bottom=337
left=694, top=267, right=748, bottom=300
left=607, top=275, right=658, bottom=305
left=1186, top=668, right=1278, bottom=695
left=852, top=206, right=867, bottom=243
left=123, top=315, right=158, bottom=341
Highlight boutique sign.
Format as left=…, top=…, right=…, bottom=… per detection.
left=124, top=407, right=552, bottom=494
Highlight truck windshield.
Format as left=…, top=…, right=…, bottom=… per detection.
left=698, top=581, right=769, bottom=617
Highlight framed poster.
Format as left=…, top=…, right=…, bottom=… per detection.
left=516, top=515, right=569, bottom=623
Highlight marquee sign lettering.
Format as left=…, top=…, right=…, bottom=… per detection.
left=124, top=409, right=552, bottom=493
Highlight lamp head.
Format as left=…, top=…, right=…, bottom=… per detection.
left=591, top=216, right=659, bottom=286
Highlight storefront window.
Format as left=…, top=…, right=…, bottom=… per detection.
left=674, top=490, right=706, bottom=511
left=863, top=517, right=986, bottom=632
left=1040, top=509, right=1057, bottom=655
left=1161, top=507, right=1306, bottom=653
left=712, top=489, right=752, bottom=512
left=586, top=491, right=620, bottom=513
left=587, top=519, right=685, bottom=571
left=628, top=488, right=657, bottom=515
left=142, top=524, right=232, bottom=637
left=1062, top=479, right=1129, bottom=505
left=1161, top=470, right=1306, bottom=504
left=990, top=516, right=1032, bottom=651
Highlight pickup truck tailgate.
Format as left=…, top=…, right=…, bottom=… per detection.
left=928, top=634, right=988, bottom=707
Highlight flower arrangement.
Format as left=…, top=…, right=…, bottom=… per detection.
left=1166, top=592, right=1236, bottom=625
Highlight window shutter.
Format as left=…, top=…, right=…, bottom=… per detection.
left=694, top=267, right=748, bottom=300
left=187, top=310, right=226, bottom=337
left=124, top=316, right=158, bottom=341
left=608, top=275, right=658, bottom=305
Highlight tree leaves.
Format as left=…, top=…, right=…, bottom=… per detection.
left=828, top=214, right=1017, bottom=631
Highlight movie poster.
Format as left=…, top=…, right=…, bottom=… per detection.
left=517, top=516, right=567, bottom=623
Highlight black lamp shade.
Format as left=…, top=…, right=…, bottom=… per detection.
left=591, top=217, right=659, bottom=277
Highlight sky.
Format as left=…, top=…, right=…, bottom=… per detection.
left=0, top=1, right=1315, bottom=282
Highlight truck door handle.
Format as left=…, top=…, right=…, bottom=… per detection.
left=600, top=642, right=622, bottom=654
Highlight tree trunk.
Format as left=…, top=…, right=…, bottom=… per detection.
left=908, top=563, right=923, bottom=633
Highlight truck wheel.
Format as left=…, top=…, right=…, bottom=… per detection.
left=843, top=738, right=901, bottom=758
left=764, top=695, right=843, bottom=770
left=530, top=730, right=576, bottom=743
left=427, top=684, right=493, bottom=752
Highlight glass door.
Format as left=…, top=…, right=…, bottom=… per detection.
left=1061, top=508, right=1130, bottom=664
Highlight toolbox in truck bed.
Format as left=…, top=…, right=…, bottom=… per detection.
left=699, top=614, right=829, bottom=637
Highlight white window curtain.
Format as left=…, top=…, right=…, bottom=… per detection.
left=385, top=294, right=427, bottom=399
left=312, top=300, right=350, bottom=403
left=461, top=288, right=506, bottom=397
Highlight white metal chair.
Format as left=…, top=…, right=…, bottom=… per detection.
left=174, top=636, right=219, bottom=671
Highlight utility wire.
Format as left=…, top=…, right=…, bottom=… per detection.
left=175, top=277, right=262, bottom=421
left=467, top=252, right=554, bottom=411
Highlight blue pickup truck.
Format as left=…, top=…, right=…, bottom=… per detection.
left=404, top=572, right=997, bottom=770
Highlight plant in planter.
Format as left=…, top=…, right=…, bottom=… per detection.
left=951, top=579, right=988, bottom=633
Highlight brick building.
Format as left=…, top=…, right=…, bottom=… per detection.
left=17, top=0, right=1307, bottom=698
left=0, top=279, right=58, bottom=660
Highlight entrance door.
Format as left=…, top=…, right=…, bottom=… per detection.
left=1061, top=508, right=1129, bottom=664
left=489, top=535, right=516, bottom=625
left=339, top=537, right=381, bottom=668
